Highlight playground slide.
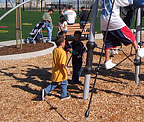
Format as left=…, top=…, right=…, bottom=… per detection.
left=0, top=0, right=32, bottom=21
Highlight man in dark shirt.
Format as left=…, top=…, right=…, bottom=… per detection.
left=79, top=6, right=89, bottom=29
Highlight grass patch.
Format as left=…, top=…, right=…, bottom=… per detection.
left=0, top=9, right=143, bottom=42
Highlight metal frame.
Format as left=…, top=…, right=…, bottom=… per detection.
left=84, top=0, right=144, bottom=121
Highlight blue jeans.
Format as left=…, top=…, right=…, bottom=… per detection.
left=79, top=21, right=89, bottom=29
left=45, top=21, right=53, bottom=41
left=44, top=80, right=68, bottom=98
left=72, top=57, right=82, bottom=82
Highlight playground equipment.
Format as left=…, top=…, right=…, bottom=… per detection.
left=134, top=0, right=144, bottom=85
left=83, top=0, right=144, bottom=121
left=0, top=0, right=32, bottom=49
left=0, top=0, right=32, bottom=21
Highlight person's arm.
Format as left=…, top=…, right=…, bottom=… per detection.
left=42, top=18, right=52, bottom=22
left=82, top=43, right=87, bottom=64
left=62, top=22, right=67, bottom=31
left=58, top=22, right=61, bottom=32
left=63, top=64, right=70, bottom=76
left=79, top=12, right=83, bottom=18
left=42, top=13, right=52, bottom=22
left=82, top=52, right=87, bottom=64
left=115, top=0, right=133, bottom=7
left=61, top=7, right=65, bottom=15
left=74, top=12, right=77, bottom=20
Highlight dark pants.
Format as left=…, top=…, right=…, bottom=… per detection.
left=72, top=57, right=82, bottom=83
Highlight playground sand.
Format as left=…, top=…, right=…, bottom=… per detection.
left=0, top=42, right=53, bottom=56
left=0, top=35, right=144, bottom=121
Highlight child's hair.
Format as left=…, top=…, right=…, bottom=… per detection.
left=74, top=31, right=82, bottom=36
left=55, top=35, right=65, bottom=47
left=60, top=15, right=66, bottom=23
left=58, top=31, right=65, bottom=35
left=81, top=6, right=85, bottom=10
left=68, top=5, right=73, bottom=9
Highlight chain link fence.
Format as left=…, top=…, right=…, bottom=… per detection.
left=0, top=0, right=94, bottom=11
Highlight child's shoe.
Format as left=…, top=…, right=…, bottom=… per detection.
left=61, top=94, right=71, bottom=100
left=104, top=59, right=116, bottom=70
left=115, top=48, right=119, bottom=54
left=137, top=48, right=144, bottom=58
left=110, top=49, right=115, bottom=55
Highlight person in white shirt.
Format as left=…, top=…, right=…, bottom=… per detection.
left=61, top=5, right=77, bottom=25
left=100, top=0, right=144, bottom=70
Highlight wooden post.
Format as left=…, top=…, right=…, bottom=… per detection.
left=16, top=0, right=22, bottom=49
left=19, top=5, right=22, bottom=49
left=16, top=1, right=18, bottom=48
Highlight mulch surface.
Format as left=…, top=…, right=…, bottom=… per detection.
left=0, top=42, right=53, bottom=56
left=0, top=35, right=144, bottom=121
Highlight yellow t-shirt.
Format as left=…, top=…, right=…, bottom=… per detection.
left=51, top=48, right=67, bottom=82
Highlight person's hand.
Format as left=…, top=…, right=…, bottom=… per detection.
left=68, top=48, right=73, bottom=51
left=48, top=20, right=51, bottom=23
left=83, top=59, right=86, bottom=65
left=62, top=7, right=65, bottom=11
left=67, top=70, right=71, bottom=76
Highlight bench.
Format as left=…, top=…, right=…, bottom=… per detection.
left=66, top=23, right=97, bottom=39
left=41, top=23, right=97, bottom=40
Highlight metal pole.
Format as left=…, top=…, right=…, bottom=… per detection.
left=0, top=0, right=32, bottom=21
left=59, top=0, right=61, bottom=14
left=23, top=0, right=25, bottom=11
left=6, top=0, right=8, bottom=9
left=83, top=0, right=98, bottom=99
left=41, top=0, right=42, bottom=12
left=77, top=0, right=79, bottom=16
left=135, top=8, right=142, bottom=85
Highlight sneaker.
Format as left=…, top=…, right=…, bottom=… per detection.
left=110, top=49, right=115, bottom=55
left=41, top=89, right=46, bottom=101
left=42, top=39, right=46, bottom=43
left=115, top=49, right=119, bottom=54
left=61, top=94, right=71, bottom=100
left=104, top=59, right=116, bottom=70
left=46, top=39, right=50, bottom=43
left=137, top=48, right=144, bottom=58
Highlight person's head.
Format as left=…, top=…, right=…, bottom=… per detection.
left=68, top=5, right=73, bottom=10
left=55, top=35, right=65, bottom=48
left=48, top=8, right=54, bottom=14
left=60, top=15, right=66, bottom=23
left=81, top=6, right=85, bottom=10
left=58, top=31, right=66, bottom=38
left=74, top=31, right=82, bottom=41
